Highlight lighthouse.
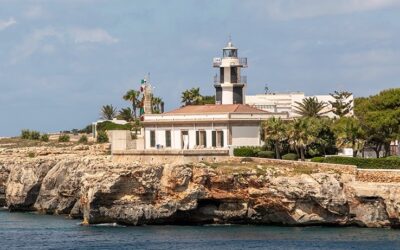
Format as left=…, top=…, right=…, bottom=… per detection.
left=213, top=40, right=248, bottom=104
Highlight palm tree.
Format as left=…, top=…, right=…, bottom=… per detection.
left=100, top=105, right=117, bottom=120
left=190, top=87, right=202, bottom=104
left=152, top=97, right=164, bottom=114
left=332, top=117, right=365, bottom=157
left=181, top=87, right=203, bottom=106
left=287, top=117, right=322, bottom=161
left=293, top=97, right=329, bottom=118
left=262, top=117, right=286, bottom=159
left=118, top=107, right=134, bottom=122
left=123, top=90, right=141, bottom=118
left=181, top=89, right=192, bottom=106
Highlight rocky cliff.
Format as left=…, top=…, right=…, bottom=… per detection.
left=1, top=144, right=400, bottom=228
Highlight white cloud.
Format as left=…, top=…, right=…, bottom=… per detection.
left=69, top=28, right=119, bottom=44
left=24, top=6, right=47, bottom=19
left=10, top=27, right=61, bottom=64
left=10, top=27, right=118, bottom=64
left=0, top=17, right=16, bottom=30
left=250, top=0, right=400, bottom=20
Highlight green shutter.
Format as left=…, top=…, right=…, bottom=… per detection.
left=196, top=131, right=199, bottom=146
left=203, top=132, right=207, bottom=147
left=165, top=130, right=171, bottom=147
left=150, top=131, right=155, bottom=147
left=220, top=131, right=224, bottom=147
left=212, top=131, right=216, bottom=147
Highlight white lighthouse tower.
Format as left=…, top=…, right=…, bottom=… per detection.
left=213, top=40, right=248, bottom=104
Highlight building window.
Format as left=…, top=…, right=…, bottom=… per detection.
left=150, top=130, right=156, bottom=148
left=212, top=131, right=224, bottom=148
left=165, top=130, right=171, bottom=147
left=181, top=130, right=189, bottom=149
left=196, top=130, right=207, bottom=148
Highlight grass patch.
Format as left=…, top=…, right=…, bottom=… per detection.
left=291, top=165, right=315, bottom=175
left=0, top=137, right=77, bottom=149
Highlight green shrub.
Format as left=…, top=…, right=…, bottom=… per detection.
left=233, top=146, right=261, bottom=157
left=29, top=131, right=40, bottom=140
left=282, top=153, right=299, bottom=161
left=21, top=129, right=31, bottom=139
left=97, top=131, right=109, bottom=143
left=310, top=156, right=400, bottom=169
left=27, top=152, right=35, bottom=158
left=40, top=134, right=49, bottom=142
left=78, top=135, right=88, bottom=143
left=257, top=151, right=275, bottom=158
left=58, top=134, right=70, bottom=142
left=20, top=129, right=42, bottom=140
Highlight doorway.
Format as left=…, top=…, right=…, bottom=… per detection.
left=181, top=130, right=189, bottom=149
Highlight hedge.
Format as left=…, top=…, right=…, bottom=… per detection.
left=257, top=151, right=275, bottom=158
left=311, top=156, right=400, bottom=169
left=96, top=121, right=133, bottom=132
left=233, top=146, right=261, bottom=157
left=282, top=153, right=299, bottom=161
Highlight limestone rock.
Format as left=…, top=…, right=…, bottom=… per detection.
left=1, top=148, right=400, bottom=228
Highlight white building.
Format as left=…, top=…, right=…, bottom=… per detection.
left=143, top=104, right=286, bottom=150
left=246, top=92, right=354, bottom=119
left=142, top=41, right=285, bottom=150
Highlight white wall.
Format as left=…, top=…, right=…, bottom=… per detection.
left=221, top=85, right=233, bottom=104
left=231, top=125, right=261, bottom=146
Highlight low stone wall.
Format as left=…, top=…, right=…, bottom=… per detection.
left=112, top=149, right=230, bottom=164
left=357, top=169, right=400, bottom=183
left=225, top=157, right=358, bottom=174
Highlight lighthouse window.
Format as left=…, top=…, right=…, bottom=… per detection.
left=230, top=67, right=238, bottom=83
left=223, top=49, right=237, bottom=58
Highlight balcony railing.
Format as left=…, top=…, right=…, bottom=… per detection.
left=213, top=57, right=222, bottom=67
left=213, top=57, right=248, bottom=67
left=239, top=57, right=247, bottom=67
left=214, top=75, right=247, bottom=84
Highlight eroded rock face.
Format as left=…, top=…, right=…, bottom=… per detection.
left=0, top=164, right=9, bottom=207
left=1, top=152, right=400, bottom=228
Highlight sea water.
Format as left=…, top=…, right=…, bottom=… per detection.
left=1, top=210, right=400, bottom=250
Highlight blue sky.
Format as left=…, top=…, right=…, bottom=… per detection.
left=1, top=0, right=400, bottom=136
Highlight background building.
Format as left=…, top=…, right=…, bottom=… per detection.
left=246, top=92, right=354, bottom=119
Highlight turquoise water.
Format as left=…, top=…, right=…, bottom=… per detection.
left=1, top=210, right=400, bottom=250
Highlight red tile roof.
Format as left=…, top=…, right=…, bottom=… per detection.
left=165, top=104, right=269, bottom=114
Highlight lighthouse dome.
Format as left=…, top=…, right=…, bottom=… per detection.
left=222, top=41, right=238, bottom=58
